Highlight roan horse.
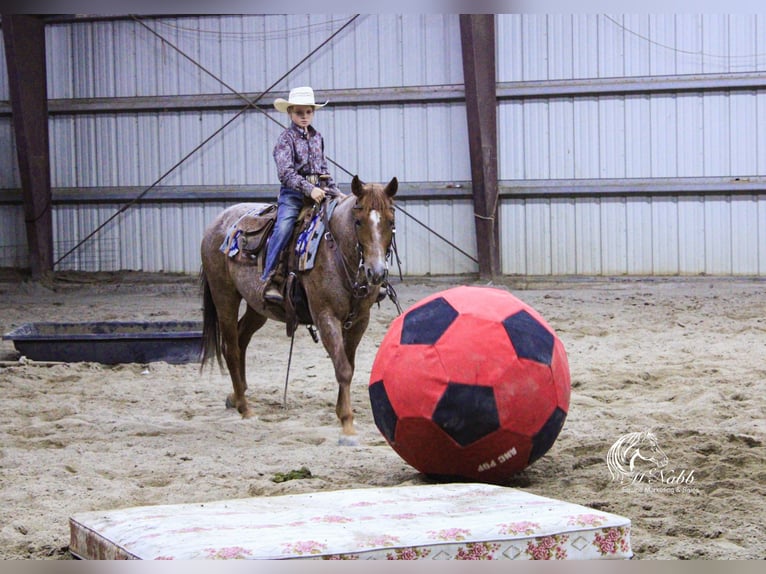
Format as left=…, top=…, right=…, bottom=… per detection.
left=199, top=176, right=398, bottom=444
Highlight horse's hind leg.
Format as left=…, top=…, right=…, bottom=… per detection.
left=213, top=295, right=254, bottom=419
left=233, top=305, right=267, bottom=397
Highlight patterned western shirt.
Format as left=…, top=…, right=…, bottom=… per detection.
left=273, top=122, right=340, bottom=197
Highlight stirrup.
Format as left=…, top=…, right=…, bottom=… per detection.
left=264, top=285, right=284, bottom=304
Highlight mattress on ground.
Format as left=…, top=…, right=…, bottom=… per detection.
left=69, top=483, right=632, bottom=560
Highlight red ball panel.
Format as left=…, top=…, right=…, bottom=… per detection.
left=392, top=417, right=533, bottom=484
left=375, top=345, right=449, bottom=420
left=433, top=315, right=519, bottom=385
left=492, top=361, right=558, bottom=434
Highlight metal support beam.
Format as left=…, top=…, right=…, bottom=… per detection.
left=460, top=14, right=500, bottom=279
left=2, top=14, right=53, bottom=278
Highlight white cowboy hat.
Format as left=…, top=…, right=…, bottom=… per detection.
left=273, top=86, right=328, bottom=113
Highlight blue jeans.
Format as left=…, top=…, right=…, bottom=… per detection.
left=261, top=187, right=305, bottom=280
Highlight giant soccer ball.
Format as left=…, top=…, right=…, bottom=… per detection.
left=369, top=285, right=570, bottom=484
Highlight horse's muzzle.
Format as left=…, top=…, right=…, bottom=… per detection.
left=366, top=264, right=388, bottom=286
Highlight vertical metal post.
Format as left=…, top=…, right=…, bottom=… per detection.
left=460, top=14, right=500, bottom=279
left=3, top=14, right=53, bottom=278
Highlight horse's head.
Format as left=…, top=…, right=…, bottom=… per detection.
left=350, top=175, right=398, bottom=286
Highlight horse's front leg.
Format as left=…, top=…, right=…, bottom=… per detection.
left=315, top=313, right=357, bottom=445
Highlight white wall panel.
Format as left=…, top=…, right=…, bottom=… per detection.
left=677, top=196, right=706, bottom=274
left=499, top=195, right=766, bottom=276
left=704, top=196, right=732, bottom=274
left=572, top=99, right=599, bottom=179
left=4, top=14, right=766, bottom=277
left=550, top=198, right=576, bottom=275
left=600, top=197, right=627, bottom=274
left=574, top=199, right=602, bottom=274
left=731, top=196, right=760, bottom=274
left=651, top=197, right=680, bottom=274
left=500, top=199, right=527, bottom=274
left=499, top=91, right=766, bottom=181
left=599, top=98, right=625, bottom=178
left=676, top=94, right=704, bottom=177
left=548, top=99, right=575, bottom=179
left=730, top=92, right=758, bottom=175
left=626, top=196, right=653, bottom=274
left=572, top=15, right=598, bottom=79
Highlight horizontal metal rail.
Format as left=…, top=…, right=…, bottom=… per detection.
left=2, top=177, right=765, bottom=205
left=3, top=72, right=766, bottom=116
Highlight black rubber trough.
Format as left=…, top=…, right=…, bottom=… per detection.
left=3, top=321, right=203, bottom=364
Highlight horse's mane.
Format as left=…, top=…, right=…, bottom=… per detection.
left=353, top=183, right=394, bottom=212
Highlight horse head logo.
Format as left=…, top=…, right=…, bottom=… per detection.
left=606, top=430, right=669, bottom=483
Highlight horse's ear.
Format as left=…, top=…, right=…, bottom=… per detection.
left=351, top=175, right=364, bottom=198
left=385, top=177, right=398, bottom=198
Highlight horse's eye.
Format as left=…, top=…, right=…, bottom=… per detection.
left=354, top=220, right=361, bottom=227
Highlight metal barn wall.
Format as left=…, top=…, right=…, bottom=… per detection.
left=1, top=14, right=765, bottom=276
left=495, top=14, right=766, bottom=275
left=0, top=14, right=476, bottom=274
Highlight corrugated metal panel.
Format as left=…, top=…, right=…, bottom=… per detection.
left=731, top=195, right=760, bottom=274
left=600, top=197, right=627, bottom=274
left=46, top=102, right=467, bottom=189
left=651, top=197, right=679, bottom=273
left=5, top=14, right=766, bottom=277
left=704, top=196, right=732, bottom=274
left=497, top=14, right=766, bottom=81
left=625, top=196, right=652, bottom=274
left=550, top=198, right=576, bottom=275
left=43, top=15, right=460, bottom=100
left=4, top=192, right=766, bottom=276
left=677, top=196, right=706, bottom=273
left=0, top=119, right=19, bottom=188
left=499, top=91, right=766, bottom=181
left=524, top=198, right=551, bottom=275
left=395, top=199, right=477, bottom=276
left=759, top=197, right=766, bottom=273
left=500, top=199, right=526, bottom=274
left=499, top=195, right=766, bottom=276
left=0, top=29, right=7, bottom=100
left=0, top=205, right=27, bottom=268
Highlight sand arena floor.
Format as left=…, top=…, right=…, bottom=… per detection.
left=0, top=272, right=763, bottom=559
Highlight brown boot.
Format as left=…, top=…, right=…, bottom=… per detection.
left=264, top=283, right=284, bottom=304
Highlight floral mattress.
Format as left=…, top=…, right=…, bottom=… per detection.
left=69, top=483, right=632, bottom=560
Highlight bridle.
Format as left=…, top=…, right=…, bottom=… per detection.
left=322, top=196, right=402, bottom=328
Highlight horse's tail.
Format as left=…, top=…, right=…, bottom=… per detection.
left=200, top=268, right=224, bottom=370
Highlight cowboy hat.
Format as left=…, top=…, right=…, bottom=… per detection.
left=273, top=86, right=328, bottom=113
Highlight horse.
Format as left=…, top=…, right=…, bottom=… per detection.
left=606, top=430, right=669, bottom=483
left=199, top=175, right=398, bottom=445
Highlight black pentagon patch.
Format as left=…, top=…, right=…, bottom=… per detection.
left=400, top=297, right=459, bottom=345
left=528, top=407, right=567, bottom=464
left=369, top=380, right=398, bottom=443
left=432, top=382, right=500, bottom=447
left=502, top=310, right=555, bottom=366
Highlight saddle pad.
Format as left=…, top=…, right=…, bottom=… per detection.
left=296, top=199, right=338, bottom=271
left=219, top=203, right=274, bottom=258
left=69, top=483, right=632, bottom=560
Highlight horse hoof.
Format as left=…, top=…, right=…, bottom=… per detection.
left=225, top=395, right=235, bottom=409
left=338, top=434, right=359, bottom=447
